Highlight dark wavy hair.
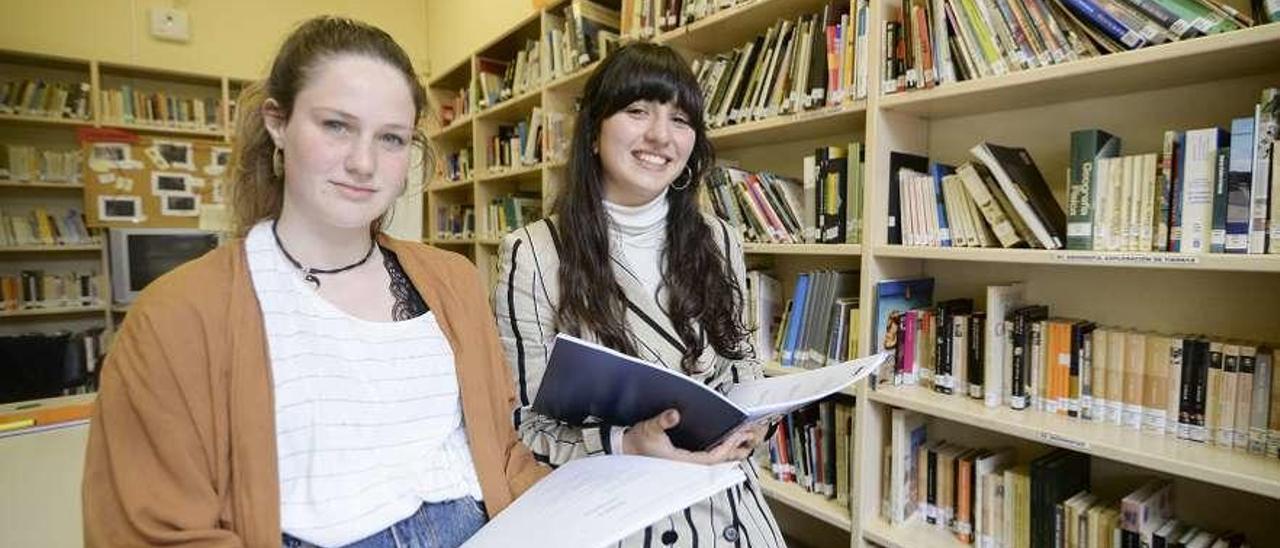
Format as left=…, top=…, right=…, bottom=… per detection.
left=553, top=42, right=747, bottom=374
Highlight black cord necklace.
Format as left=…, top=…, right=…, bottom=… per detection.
left=271, top=220, right=376, bottom=288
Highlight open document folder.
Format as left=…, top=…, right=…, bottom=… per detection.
left=462, top=455, right=744, bottom=548
left=532, top=333, right=890, bottom=450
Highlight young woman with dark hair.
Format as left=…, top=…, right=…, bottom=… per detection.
left=82, top=16, right=546, bottom=547
left=495, top=42, right=786, bottom=547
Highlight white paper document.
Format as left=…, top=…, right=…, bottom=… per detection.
left=462, top=455, right=745, bottom=548
left=727, top=352, right=890, bottom=422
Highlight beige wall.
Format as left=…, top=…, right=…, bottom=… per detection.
left=0, top=0, right=430, bottom=80
left=424, top=0, right=536, bottom=79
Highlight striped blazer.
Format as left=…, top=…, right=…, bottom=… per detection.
left=494, top=215, right=786, bottom=548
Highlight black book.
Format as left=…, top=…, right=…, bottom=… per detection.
left=1010, top=305, right=1049, bottom=410
left=972, top=143, right=1068, bottom=249
left=934, top=299, right=974, bottom=395
left=888, top=152, right=930, bottom=245
left=967, top=313, right=986, bottom=399
left=1030, top=450, right=1090, bottom=548
left=806, top=3, right=830, bottom=107
left=1070, top=322, right=1096, bottom=418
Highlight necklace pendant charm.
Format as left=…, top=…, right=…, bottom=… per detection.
left=304, top=273, right=321, bottom=287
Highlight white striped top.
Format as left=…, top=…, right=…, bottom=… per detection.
left=245, top=222, right=482, bottom=548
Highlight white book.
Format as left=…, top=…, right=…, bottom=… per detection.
left=1139, top=153, right=1158, bottom=251
left=1180, top=128, right=1226, bottom=254
left=1251, top=91, right=1277, bottom=253
left=888, top=409, right=928, bottom=524
left=972, top=448, right=1014, bottom=547
left=985, top=283, right=1026, bottom=408
left=1218, top=344, right=1239, bottom=447
left=1108, top=156, right=1127, bottom=251
left=461, top=455, right=745, bottom=547
left=1120, top=155, right=1138, bottom=251
left=1092, top=157, right=1112, bottom=251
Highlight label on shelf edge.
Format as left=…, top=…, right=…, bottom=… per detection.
left=1053, top=252, right=1200, bottom=265
left=1038, top=431, right=1090, bottom=451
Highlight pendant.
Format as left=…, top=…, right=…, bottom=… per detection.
left=304, top=272, right=321, bottom=288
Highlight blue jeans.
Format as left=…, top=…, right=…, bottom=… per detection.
left=282, top=498, right=488, bottom=548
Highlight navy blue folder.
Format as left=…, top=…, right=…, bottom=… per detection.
left=531, top=334, right=746, bottom=451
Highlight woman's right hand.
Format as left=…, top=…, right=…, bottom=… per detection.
left=621, top=409, right=755, bottom=464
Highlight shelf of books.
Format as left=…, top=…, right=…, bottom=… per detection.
left=757, top=466, right=856, bottom=531
left=0, top=47, right=248, bottom=408
left=873, top=244, right=1280, bottom=272
left=437, top=0, right=1280, bottom=544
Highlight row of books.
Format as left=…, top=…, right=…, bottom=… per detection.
left=690, top=0, right=869, bottom=132
left=484, top=193, right=542, bottom=238
left=705, top=142, right=866, bottom=245
left=0, top=329, right=107, bottom=405
left=484, top=107, right=571, bottom=173
left=886, top=411, right=1257, bottom=547
left=773, top=270, right=860, bottom=370
left=97, top=87, right=224, bottom=131
left=475, top=39, right=544, bottom=109
left=0, top=270, right=102, bottom=311
left=890, top=142, right=1068, bottom=249
left=470, top=0, right=619, bottom=112
left=434, top=204, right=476, bottom=240
left=3, top=145, right=81, bottom=183
left=545, top=0, right=621, bottom=79
left=1069, top=90, right=1280, bottom=254
left=874, top=277, right=1280, bottom=458
left=757, top=398, right=855, bottom=509
left=443, top=147, right=473, bottom=182
left=882, top=0, right=1271, bottom=94
left=624, top=0, right=740, bottom=37
left=0, top=79, right=92, bottom=120
left=437, top=89, right=471, bottom=128
left=1, top=208, right=96, bottom=248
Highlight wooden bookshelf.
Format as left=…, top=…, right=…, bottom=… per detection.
left=658, top=0, right=832, bottom=54
left=427, top=114, right=473, bottom=141
left=708, top=102, right=866, bottom=149
left=430, top=1, right=1280, bottom=545
left=744, top=243, right=862, bottom=256
left=0, top=305, right=106, bottom=319
left=755, top=467, right=853, bottom=532
left=429, top=178, right=474, bottom=192
left=868, top=384, right=1280, bottom=500
left=0, top=180, right=85, bottom=190
left=861, top=517, right=967, bottom=548
left=877, top=24, right=1280, bottom=119
left=98, top=122, right=225, bottom=139
left=0, top=113, right=90, bottom=128
left=872, top=245, right=1280, bottom=274
left=0, top=244, right=102, bottom=253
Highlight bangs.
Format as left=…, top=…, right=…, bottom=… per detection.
left=589, top=45, right=705, bottom=128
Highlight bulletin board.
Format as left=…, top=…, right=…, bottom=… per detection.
left=81, top=136, right=229, bottom=229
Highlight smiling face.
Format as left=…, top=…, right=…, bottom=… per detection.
left=264, top=54, right=416, bottom=229
left=596, top=99, right=696, bottom=206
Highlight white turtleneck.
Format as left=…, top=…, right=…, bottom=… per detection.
left=603, top=189, right=668, bottom=300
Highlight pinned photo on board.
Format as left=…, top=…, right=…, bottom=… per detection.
left=161, top=193, right=200, bottom=217
left=91, top=143, right=131, bottom=164
left=151, top=172, right=191, bottom=194
left=99, top=195, right=143, bottom=222
left=205, top=147, right=231, bottom=176
left=152, top=140, right=195, bottom=170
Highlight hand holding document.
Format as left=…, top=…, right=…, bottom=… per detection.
left=532, top=333, right=890, bottom=450
left=461, top=455, right=745, bottom=548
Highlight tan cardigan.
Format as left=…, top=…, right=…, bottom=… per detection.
left=82, top=235, right=547, bottom=547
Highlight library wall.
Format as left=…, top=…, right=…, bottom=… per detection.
left=0, top=0, right=430, bottom=80
left=424, top=0, right=534, bottom=79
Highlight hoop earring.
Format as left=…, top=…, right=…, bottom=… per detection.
left=670, top=165, right=693, bottom=191
left=272, top=147, right=284, bottom=179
